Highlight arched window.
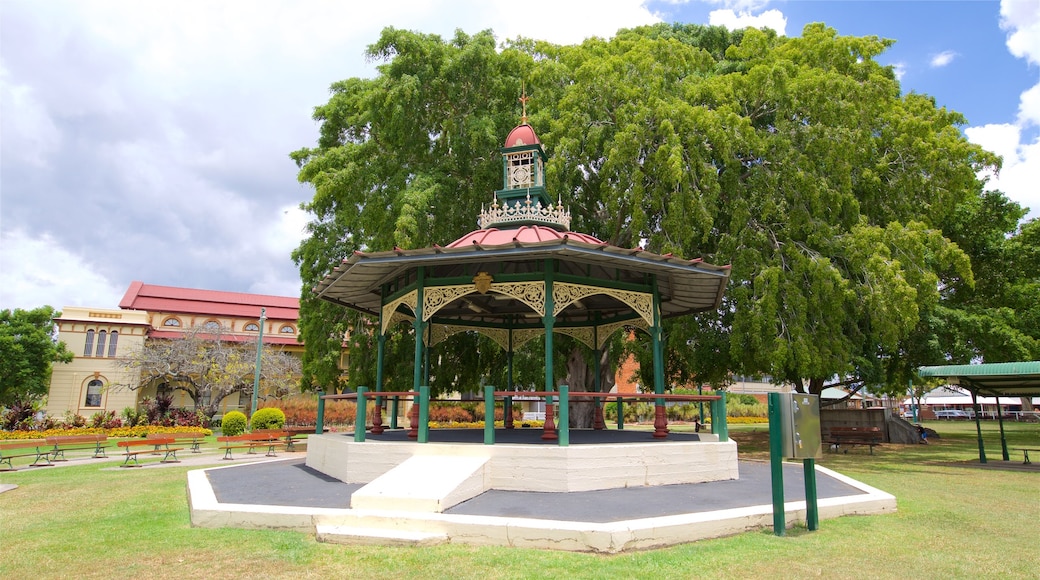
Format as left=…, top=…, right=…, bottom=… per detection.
left=95, top=330, right=107, bottom=358
left=279, top=325, right=296, bottom=334
left=107, top=331, right=119, bottom=357
left=203, top=320, right=221, bottom=330
left=84, top=379, right=103, bottom=407
left=84, top=330, right=95, bottom=356
left=244, top=322, right=260, bottom=332
left=163, top=317, right=181, bottom=327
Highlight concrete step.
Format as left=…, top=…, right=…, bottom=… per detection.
left=316, top=524, right=447, bottom=547
left=350, top=454, right=489, bottom=512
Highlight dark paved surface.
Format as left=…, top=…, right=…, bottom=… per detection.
left=207, top=449, right=866, bottom=523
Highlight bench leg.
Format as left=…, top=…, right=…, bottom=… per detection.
left=31, top=452, right=53, bottom=467
left=1024, top=450, right=1031, bottom=465
left=221, top=448, right=234, bottom=460
left=51, top=449, right=67, bottom=462
left=191, top=442, right=201, bottom=453
left=161, top=450, right=179, bottom=463
left=93, top=446, right=107, bottom=459
left=121, top=454, right=141, bottom=468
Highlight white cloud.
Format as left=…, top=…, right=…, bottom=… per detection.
left=929, top=50, right=957, bottom=67
left=891, top=62, right=908, bottom=81
left=965, top=0, right=1040, bottom=220
left=1001, top=0, right=1040, bottom=65
left=0, top=229, right=125, bottom=311
left=708, top=9, right=787, bottom=36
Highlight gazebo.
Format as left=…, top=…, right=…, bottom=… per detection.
left=313, top=110, right=731, bottom=433
left=303, top=107, right=737, bottom=501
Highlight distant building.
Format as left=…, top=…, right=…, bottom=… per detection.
left=46, top=282, right=301, bottom=419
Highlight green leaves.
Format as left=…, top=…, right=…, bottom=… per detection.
left=0, top=306, right=72, bottom=405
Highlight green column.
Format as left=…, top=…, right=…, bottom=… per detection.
left=354, top=387, right=368, bottom=443
left=651, top=278, right=665, bottom=407
left=543, top=260, right=555, bottom=403
left=768, top=392, right=785, bottom=536
left=484, top=385, right=495, bottom=445
left=558, top=385, right=569, bottom=447
left=617, top=395, right=624, bottom=430
left=375, top=332, right=386, bottom=408
left=413, top=270, right=425, bottom=394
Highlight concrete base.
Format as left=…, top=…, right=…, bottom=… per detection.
left=187, top=458, right=897, bottom=553
left=305, top=432, right=738, bottom=494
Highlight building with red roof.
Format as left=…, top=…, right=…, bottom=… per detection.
left=46, top=282, right=303, bottom=419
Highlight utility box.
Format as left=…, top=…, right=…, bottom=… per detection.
left=777, top=393, right=822, bottom=459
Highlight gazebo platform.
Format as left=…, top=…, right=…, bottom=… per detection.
left=304, top=429, right=739, bottom=506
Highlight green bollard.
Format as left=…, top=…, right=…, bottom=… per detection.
left=354, top=387, right=368, bottom=442
left=484, top=385, right=495, bottom=445
left=558, top=385, right=569, bottom=447
left=418, top=386, right=430, bottom=443
left=768, top=392, right=785, bottom=536
left=315, top=389, right=325, bottom=435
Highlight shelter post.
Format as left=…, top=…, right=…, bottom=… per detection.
left=373, top=327, right=386, bottom=434
left=711, top=393, right=729, bottom=442
left=651, top=278, right=667, bottom=438
left=505, top=327, right=515, bottom=429
left=996, top=397, right=1009, bottom=461
left=970, top=389, right=986, bottom=463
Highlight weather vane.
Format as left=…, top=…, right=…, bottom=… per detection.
left=519, top=81, right=529, bottom=124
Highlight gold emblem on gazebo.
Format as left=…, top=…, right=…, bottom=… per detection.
left=473, top=272, right=494, bottom=294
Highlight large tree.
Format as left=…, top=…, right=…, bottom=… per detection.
left=0, top=306, right=73, bottom=406
left=293, top=23, right=1010, bottom=400
left=116, top=325, right=302, bottom=421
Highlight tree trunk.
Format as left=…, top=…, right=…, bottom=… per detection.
left=808, top=377, right=825, bottom=396
left=564, top=346, right=595, bottom=428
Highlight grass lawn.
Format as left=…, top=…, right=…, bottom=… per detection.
left=1, top=421, right=1037, bottom=579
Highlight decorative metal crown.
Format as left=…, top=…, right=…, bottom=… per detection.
left=478, top=190, right=572, bottom=230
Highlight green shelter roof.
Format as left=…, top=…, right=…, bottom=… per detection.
left=917, top=362, right=1040, bottom=397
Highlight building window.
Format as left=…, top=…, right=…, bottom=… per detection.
left=163, top=317, right=181, bottom=327
left=84, top=330, right=95, bottom=356
left=203, top=320, right=221, bottom=330
left=95, top=330, right=107, bottom=358
left=107, top=331, right=119, bottom=357
left=244, top=322, right=260, bottom=331
left=280, top=325, right=296, bottom=334
left=84, top=379, right=103, bottom=407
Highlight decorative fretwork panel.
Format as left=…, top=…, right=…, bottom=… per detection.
left=552, top=283, right=654, bottom=327
left=381, top=290, right=417, bottom=335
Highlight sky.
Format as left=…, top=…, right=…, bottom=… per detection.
left=2, top=0, right=1037, bottom=313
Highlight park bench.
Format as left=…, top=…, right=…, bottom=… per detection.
left=117, top=438, right=182, bottom=467
left=146, top=432, right=206, bottom=454
left=1011, top=447, right=1040, bottom=465
left=255, top=428, right=309, bottom=452
left=0, top=440, right=53, bottom=471
left=824, top=426, right=883, bottom=455
left=46, top=434, right=108, bottom=461
left=217, top=432, right=286, bottom=460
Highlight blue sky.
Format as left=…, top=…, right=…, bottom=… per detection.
left=2, top=0, right=1037, bottom=312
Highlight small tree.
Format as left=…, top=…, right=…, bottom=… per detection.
left=117, top=325, right=302, bottom=422
left=0, top=306, right=73, bottom=406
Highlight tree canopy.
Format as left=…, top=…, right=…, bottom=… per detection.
left=0, top=306, right=73, bottom=406
left=292, top=23, right=1036, bottom=399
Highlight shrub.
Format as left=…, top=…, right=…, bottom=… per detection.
left=251, top=407, right=286, bottom=430
left=221, top=411, right=248, bottom=436
left=89, top=410, right=123, bottom=429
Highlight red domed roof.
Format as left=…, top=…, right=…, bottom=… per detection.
left=447, top=225, right=603, bottom=248
left=504, top=123, right=540, bottom=148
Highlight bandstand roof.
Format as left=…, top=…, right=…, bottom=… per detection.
left=314, top=225, right=730, bottom=327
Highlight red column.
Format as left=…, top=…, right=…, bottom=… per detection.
left=541, top=399, right=557, bottom=440
left=593, top=403, right=606, bottom=430
left=652, top=404, right=669, bottom=438
left=407, top=401, right=419, bottom=439
left=371, top=400, right=384, bottom=434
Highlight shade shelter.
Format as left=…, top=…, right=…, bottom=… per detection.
left=917, top=361, right=1040, bottom=462
left=313, top=111, right=731, bottom=438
